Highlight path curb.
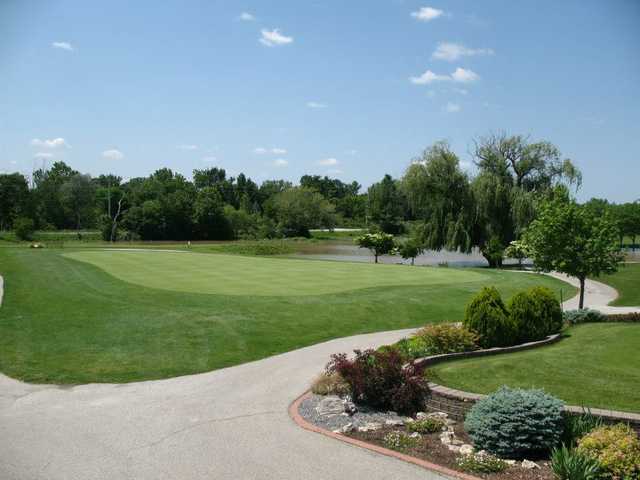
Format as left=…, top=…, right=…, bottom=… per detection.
left=288, top=390, right=482, bottom=480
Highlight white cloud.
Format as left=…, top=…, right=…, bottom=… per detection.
left=254, top=147, right=287, bottom=154
left=260, top=29, right=293, bottom=47
left=238, top=12, right=255, bottom=21
left=253, top=147, right=268, bottom=154
left=272, top=158, right=288, bottom=167
left=345, top=149, right=358, bottom=155
left=409, top=70, right=450, bottom=85
left=432, top=42, right=494, bottom=62
left=33, top=152, right=54, bottom=160
left=451, top=67, right=479, bottom=83
left=410, top=67, right=479, bottom=85
left=318, top=157, right=338, bottom=166
left=102, top=149, right=124, bottom=160
left=177, top=144, right=198, bottom=150
left=271, top=147, right=287, bottom=154
left=202, top=156, right=217, bottom=163
left=52, top=41, right=74, bottom=51
left=411, top=7, right=444, bottom=22
left=307, top=101, right=327, bottom=109
left=445, top=102, right=461, bottom=113
left=30, top=137, right=70, bottom=149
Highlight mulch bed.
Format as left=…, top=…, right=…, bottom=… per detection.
left=346, top=424, right=554, bottom=480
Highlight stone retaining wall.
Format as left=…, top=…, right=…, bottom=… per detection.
left=414, top=334, right=640, bottom=433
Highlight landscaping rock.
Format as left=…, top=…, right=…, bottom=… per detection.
left=459, top=444, right=474, bottom=455
left=521, top=460, right=539, bottom=469
left=332, top=423, right=354, bottom=434
left=408, top=432, right=421, bottom=439
left=439, top=431, right=456, bottom=444
left=447, top=444, right=461, bottom=452
left=415, top=412, right=427, bottom=420
left=385, top=419, right=404, bottom=427
left=316, top=396, right=347, bottom=417
left=504, top=460, right=517, bottom=466
left=357, top=422, right=382, bottom=432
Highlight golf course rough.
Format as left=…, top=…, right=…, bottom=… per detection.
left=62, top=250, right=489, bottom=296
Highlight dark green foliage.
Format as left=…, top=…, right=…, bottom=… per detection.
left=355, top=232, right=396, bottom=263
left=326, top=349, right=429, bottom=415
left=563, top=309, right=607, bottom=325
left=465, top=387, right=565, bottom=458
left=409, top=323, right=479, bottom=357
left=508, top=286, right=562, bottom=342
left=551, top=444, right=602, bottom=480
left=13, top=217, right=35, bottom=241
left=561, top=411, right=604, bottom=448
left=367, top=174, right=406, bottom=234
left=463, top=287, right=517, bottom=348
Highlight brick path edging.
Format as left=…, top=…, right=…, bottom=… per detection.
left=288, top=390, right=482, bottom=480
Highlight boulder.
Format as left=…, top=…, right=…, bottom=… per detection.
left=521, top=460, right=540, bottom=470
left=316, top=396, right=347, bottom=417
left=459, top=444, right=474, bottom=455
left=357, top=422, right=382, bottom=432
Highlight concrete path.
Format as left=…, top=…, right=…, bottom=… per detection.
left=548, top=272, right=640, bottom=314
left=0, top=328, right=448, bottom=480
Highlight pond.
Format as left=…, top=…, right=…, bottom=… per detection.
left=288, top=241, right=519, bottom=267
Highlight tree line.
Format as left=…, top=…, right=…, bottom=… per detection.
left=1, top=132, right=638, bottom=265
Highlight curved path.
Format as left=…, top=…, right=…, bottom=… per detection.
left=0, top=270, right=637, bottom=480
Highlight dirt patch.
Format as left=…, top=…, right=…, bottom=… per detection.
left=346, top=425, right=554, bottom=480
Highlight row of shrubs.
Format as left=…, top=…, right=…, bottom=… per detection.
left=564, top=308, right=640, bottom=325
left=466, top=387, right=640, bottom=479
left=464, top=286, right=563, bottom=348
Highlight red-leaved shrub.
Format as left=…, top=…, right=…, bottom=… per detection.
left=325, top=349, right=429, bottom=415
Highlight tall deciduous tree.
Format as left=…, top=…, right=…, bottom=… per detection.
left=367, top=174, right=406, bottom=234
left=523, top=190, right=623, bottom=309
left=0, top=173, right=30, bottom=230
left=266, top=186, right=336, bottom=237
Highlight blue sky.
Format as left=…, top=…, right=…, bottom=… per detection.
left=1, top=0, right=639, bottom=202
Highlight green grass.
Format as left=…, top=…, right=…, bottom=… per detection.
left=596, top=263, right=640, bottom=306
left=0, top=247, right=573, bottom=384
left=429, top=323, right=640, bottom=413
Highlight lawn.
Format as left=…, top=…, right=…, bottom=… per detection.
left=0, top=247, right=573, bottom=384
left=429, top=323, right=640, bottom=413
left=596, top=262, right=640, bottom=306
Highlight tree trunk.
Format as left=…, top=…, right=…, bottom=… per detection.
left=411, top=257, right=415, bottom=266
left=374, top=253, right=378, bottom=264
left=579, top=276, right=586, bottom=309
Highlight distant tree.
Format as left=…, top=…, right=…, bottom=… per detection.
left=504, top=240, right=530, bottom=268
left=398, top=238, right=424, bottom=266
left=524, top=191, right=623, bottom=309
left=60, top=174, right=96, bottom=230
left=224, top=205, right=259, bottom=239
left=355, top=232, right=396, bottom=263
left=192, top=187, right=232, bottom=240
left=0, top=173, right=30, bottom=230
left=402, top=141, right=473, bottom=252
left=266, top=186, right=336, bottom=237
left=613, top=202, right=640, bottom=248
left=32, top=161, right=78, bottom=229
left=13, top=216, right=35, bottom=241
left=367, top=174, right=405, bottom=234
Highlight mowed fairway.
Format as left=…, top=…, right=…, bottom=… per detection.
left=0, top=247, right=575, bottom=383
left=63, top=250, right=487, bottom=296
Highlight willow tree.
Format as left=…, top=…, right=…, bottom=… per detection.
left=402, top=141, right=474, bottom=253
left=471, top=133, right=582, bottom=266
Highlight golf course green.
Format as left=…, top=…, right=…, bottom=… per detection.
left=429, top=323, right=640, bottom=412
left=0, top=247, right=574, bottom=384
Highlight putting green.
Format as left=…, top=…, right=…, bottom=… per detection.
left=63, top=250, right=488, bottom=296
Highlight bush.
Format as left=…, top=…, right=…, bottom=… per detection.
left=563, top=309, right=607, bottom=325
left=310, top=372, right=350, bottom=396
left=551, top=444, right=602, bottom=480
left=410, top=323, right=479, bottom=357
left=13, top=217, right=35, bottom=241
left=456, top=452, right=508, bottom=474
left=508, top=286, right=563, bottom=343
left=465, top=386, right=565, bottom=458
left=406, top=417, right=444, bottom=434
left=561, top=410, right=604, bottom=448
left=383, top=431, right=419, bottom=451
left=606, top=312, right=640, bottom=323
left=577, top=424, right=640, bottom=479
left=463, top=287, right=517, bottom=348
left=326, top=349, right=429, bottom=415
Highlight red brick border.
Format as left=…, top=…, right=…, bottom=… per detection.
left=288, top=390, right=482, bottom=480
